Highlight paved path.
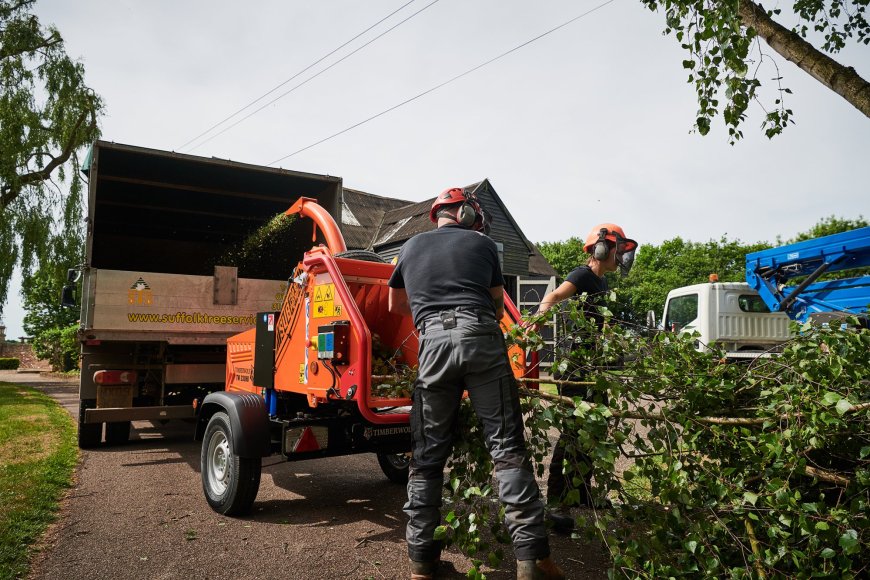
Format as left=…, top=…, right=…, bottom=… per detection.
left=0, top=371, right=608, bottom=579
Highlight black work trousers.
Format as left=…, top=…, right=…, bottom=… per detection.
left=405, top=309, right=550, bottom=563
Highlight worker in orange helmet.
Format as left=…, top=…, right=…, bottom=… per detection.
left=534, top=223, right=638, bottom=533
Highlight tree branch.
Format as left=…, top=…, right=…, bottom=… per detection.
left=738, top=0, right=870, bottom=118
left=1, top=106, right=92, bottom=209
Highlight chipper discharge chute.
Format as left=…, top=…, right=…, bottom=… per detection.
left=195, top=196, right=535, bottom=515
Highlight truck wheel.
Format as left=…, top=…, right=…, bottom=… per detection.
left=201, top=412, right=261, bottom=515
left=376, top=452, right=410, bottom=484
left=78, top=401, right=101, bottom=448
left=105, top=421, right=131, bottom=445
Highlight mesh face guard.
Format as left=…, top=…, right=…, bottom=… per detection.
left=614, top=234, right=637, bottom=276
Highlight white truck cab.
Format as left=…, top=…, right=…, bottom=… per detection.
left=662, top=282, right=792, bottom=358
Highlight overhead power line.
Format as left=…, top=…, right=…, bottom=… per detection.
left=182, top=0, right=442, bottom=153
left=177, top=0, right=420, bottom=152
left=268, top=0, right=617, bottom=167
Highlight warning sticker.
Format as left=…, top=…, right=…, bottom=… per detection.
left=313, top=283, right=336, bottom=318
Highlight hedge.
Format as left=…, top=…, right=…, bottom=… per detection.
left=0, top=358, right=21, bottom=370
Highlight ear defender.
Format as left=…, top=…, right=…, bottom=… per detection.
left=592, top=227, right=610, bottom=261
left=456, top=202, right=477, bottom=227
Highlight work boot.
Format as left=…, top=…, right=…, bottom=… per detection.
left=409, top=559, right=438, bottom=580
left=516, top=557, right=566, bottom=580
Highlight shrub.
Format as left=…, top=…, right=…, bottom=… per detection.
left=0, top=357, right=20, bottom=370
left=31, top=324, right=79, bottom=372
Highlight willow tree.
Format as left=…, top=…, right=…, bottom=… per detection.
left=0, top=0, right=103, bottom=316
left=643, top=0, right=869, bottom=140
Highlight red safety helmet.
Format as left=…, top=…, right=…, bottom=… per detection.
left=429, top=187, right=490, bottom=233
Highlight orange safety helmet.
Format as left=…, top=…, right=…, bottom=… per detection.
left=584, top=223, right=638, bottom=275
left=583, top=223, right=637, bottom=254
left=429, top=187, right=491, bottom=233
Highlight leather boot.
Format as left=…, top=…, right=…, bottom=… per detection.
left=409, top=559, right=438, bottom=580
left=516, top=556, right=565, bottom=580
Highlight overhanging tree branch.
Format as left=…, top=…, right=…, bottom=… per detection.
left=1, top=106, right=93, bottom=210
left=739, top=0, right=870, bottom=118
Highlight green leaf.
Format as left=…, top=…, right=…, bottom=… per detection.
left=434, top=525, right=447, bottom=541
left=839, top=529, right=859, bottom=554
left=743, top=492, right=759, bottom=506
left=835, top=398, right=852, bottom=415
left=821, top=391, right=842, bottom=406
left=820, top=548, right=836, bottom=559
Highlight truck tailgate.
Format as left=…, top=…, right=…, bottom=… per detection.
left=85, top=269, right=287, bottom=344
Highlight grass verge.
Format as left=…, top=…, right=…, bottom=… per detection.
left=0, top=382, right=77, bottom=580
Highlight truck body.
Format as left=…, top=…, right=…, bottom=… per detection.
left=194, top=196, right=535, bottom=515
left=661, top=226, right=870, bottom=357
left=75, top=141, right=343, bottom=447
left=745, top=226, right=870, bottom=324
left=662, top=282, right=792, bottom=357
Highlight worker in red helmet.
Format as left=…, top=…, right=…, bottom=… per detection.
left=534, top=223, right=638, bottom=533
left=388, top=187, right=562, bottom=580
left=427, top=186, right=492, bottom=234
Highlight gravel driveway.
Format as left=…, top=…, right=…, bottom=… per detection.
left=1, top=371, right=608, bottom=579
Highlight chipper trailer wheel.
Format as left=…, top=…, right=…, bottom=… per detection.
left=377, top=452, right=411, bottom=484
left=201, top=412, right=261, bottom=515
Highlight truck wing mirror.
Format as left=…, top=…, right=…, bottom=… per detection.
left=646, top=310, right=656, bottom=329
left=67, top=268, right=82, bottom=283
left=61, top=284, right=76, bottom=308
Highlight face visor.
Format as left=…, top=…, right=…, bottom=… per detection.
left=614, top=235, right=638, bottom=276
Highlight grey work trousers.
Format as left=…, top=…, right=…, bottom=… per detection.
left=404, top=309, right=550, bottom=563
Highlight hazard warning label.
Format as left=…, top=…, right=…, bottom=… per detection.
left=312, top=283, right=336, bottom=318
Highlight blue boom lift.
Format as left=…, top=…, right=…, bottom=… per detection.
left=745, top=227, right=870, bottom=324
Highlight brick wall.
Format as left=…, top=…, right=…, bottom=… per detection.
left=0, top=342, right=50, bottom=370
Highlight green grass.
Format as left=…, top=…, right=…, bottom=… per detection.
left=0, top=382, right=78, bottom=580
left=539, top=383, right=558, bottom=396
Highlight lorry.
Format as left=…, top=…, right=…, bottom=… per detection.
left=660, top=280, right=792, bottom=358
left=658, top=226, right=870, bottom=357
left=70, top=141, right=343, bottom=448
left=193, top=196, right=533, bottom=514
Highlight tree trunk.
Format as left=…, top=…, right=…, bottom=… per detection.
left=738, top=0, right=870, bottom=118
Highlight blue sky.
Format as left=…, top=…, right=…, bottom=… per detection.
left=2, top=0, right=868, bottom=337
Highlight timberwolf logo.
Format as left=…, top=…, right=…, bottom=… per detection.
left=128, top=277, right=153, bottom=306
left=363, top=425, right=412, bottom=440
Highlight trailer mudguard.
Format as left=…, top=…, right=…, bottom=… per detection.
left=195, top=392, right=271, bottom=458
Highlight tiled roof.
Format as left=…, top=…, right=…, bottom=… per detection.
left=529, top=245, right=558, bottom=276
left=341, top=182, right=556, bottom=277
left=340, top=188, right=412, bottom=249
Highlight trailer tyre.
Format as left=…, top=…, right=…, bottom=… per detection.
left=376, top=452, right=410, bottom=484
left=201, top=412, right=261, bottom=515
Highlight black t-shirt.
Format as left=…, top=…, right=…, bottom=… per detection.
left=566, top=265, right=607, bottom=299
left=388, top=224, right=505, bottom=327
left=564, top=265, right=608, bottom=327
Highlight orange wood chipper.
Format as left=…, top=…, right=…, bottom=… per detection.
left=194, top=197, right=537, bottom=515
